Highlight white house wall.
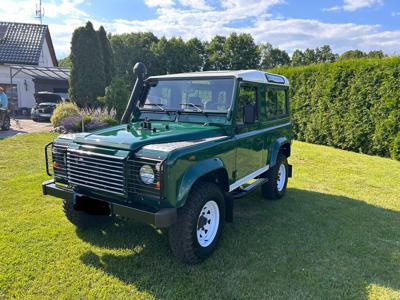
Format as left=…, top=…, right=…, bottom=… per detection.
left=0, top=65, right=36, bottom=108
left=38, top=39, right=55, bottom=67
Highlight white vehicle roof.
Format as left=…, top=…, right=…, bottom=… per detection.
left=148, top=70, right=289, bottom=86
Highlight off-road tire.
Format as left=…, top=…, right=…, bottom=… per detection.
left=261, top=153, right=288, bottom=200
left=168, top=181, right=225, bottom=264
left=62, top=199, right=112, bottom=229
left=1, top=115, right=10, bottom=131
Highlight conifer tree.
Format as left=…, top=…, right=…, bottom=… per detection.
left=69, top=21, right=105, bottom=106
left=97, top=26, right=114, bottom=87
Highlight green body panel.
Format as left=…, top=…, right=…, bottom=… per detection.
left=269, top=136, right=291, bottom=167
left=50, top=76, right=292, bottom=211
left=73, top=122, right=225, bottom=150
left=165, top=137, right=236, bottom=207
left=173, top=158, right=226, bottom=207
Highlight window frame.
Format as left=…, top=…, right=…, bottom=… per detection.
left=260, top=84, right=289, bottom=121
left=235, top=82, right=259, bottom=126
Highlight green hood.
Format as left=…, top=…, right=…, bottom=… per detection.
left=73, top=121, right=226, bottom=150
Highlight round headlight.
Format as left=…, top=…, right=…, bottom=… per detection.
left=139, top=164, right=155, bottom=185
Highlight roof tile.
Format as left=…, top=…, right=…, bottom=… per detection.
left=0, top=21, right=47, bottom=65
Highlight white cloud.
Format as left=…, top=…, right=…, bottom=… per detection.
left=178, top=0, right=213, bottom=10
left=105, top=0, right=400, bottom=55
left=324, top=0, right=383, bottom=12
left=144, top=0, right=174, bottom=8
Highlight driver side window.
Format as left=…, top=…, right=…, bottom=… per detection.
left=236, top=85, right=257, bottom=125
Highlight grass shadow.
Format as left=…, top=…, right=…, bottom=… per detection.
left=78, top=188, right=400, bottom=299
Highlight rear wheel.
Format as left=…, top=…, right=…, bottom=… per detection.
left=1, top=115, right=10, bottom=131
left=168, top=182, right=225, bottom=264
left=261, top=153, right=289, bottom=200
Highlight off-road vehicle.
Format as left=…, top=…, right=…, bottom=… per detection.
left=43, top=63, right=292, bottom=264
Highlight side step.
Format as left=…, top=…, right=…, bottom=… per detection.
left=230, top=177, right=268, bottom=199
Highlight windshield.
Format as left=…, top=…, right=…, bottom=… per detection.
left=142, top=78, right=235, bottom=113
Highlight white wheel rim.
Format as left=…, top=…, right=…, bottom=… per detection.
left=277, top=163, right=286, bottom=192
left=196, top=200, right=220, bottom=247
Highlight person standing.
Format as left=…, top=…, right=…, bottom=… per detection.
left=0, top=86, right=8, bottom=127
left=0, top=87, right=8, bottom=109
left=0, top=86, right=8, bottom=109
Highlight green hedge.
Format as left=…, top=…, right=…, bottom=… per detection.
left=271, top=57, right=400, bottom=160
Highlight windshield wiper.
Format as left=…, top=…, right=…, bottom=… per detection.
left=180, top=103, right=203, bottom=112
left=143, top=103, right=165, bottom=111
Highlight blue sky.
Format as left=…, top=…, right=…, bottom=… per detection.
left=2, top=0, right=400, bottom=58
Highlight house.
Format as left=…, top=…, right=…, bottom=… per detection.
left=0, top=21, right=69, bottom=113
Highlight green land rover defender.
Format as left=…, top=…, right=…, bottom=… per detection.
left=43, top=63, right=292, bottom=264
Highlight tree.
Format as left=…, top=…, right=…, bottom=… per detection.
left=291, top=49, right=305, bottom=66
left=303, top=48, right=317, bottom=65
left=204, top=35, right=228, bottom=70
left=110, top=32, right=159, bottom=85
left=339, top=50, right=367, bottom=60
left=315, top=45, right=338, bottom=63
left=69, top=21, right=105, bottom=106
left=151, top=36, right=192, bottom=74
left=58, top=55, right=71, bottom=68
left=186, top=38, right=206, bottom=71
left=104, top=76, right=129, bottom=120
left=368, top=50, right=384, bottom=59
left=224, top=33, right=259, bottom=70
left=97, top=26, right=114, bottom=86
left=259, top=42, right=291, bottom=69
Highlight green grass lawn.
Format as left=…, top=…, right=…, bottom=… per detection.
left=1, top=133, right=399, bottom=299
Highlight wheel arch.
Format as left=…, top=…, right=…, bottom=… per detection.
left=269, top=137, right=291, bottom=168
left=176, top=158, right=229, bottom=207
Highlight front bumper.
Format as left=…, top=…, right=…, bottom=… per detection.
left=42, top=180, right=177, bottom=228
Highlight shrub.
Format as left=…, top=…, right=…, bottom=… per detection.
left=85, top=118, right=109, bottom=131
left=271, top=56, right=400, bottom=160
left=58, top=107, right=118, bottom=133
left=51, top=102, right=80, bottom=127
left=81, top=106, right=118, bottom=126
left=390, top=133, right=400, bottom=161
left=60, top=115, right=82, bottom=132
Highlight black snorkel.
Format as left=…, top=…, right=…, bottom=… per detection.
left=120, top=62, right=147, bottom=124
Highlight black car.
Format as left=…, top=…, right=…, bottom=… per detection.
left=31, top=92, right=63, bottom=122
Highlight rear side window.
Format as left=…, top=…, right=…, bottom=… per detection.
left=262, top=87, right=288, bottom=120
left=276, top=89, right=287, bottom=116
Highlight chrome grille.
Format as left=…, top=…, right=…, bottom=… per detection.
left=67, top=149, right=126, bottom=195
left=127, top=157, right=163, bottom=199
left=52, top=143, right=68, bottom=183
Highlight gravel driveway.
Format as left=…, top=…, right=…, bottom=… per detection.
left=0, top=118, right=53, bottom=139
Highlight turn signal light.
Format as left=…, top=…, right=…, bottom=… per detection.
left=155, top=181, right=161, bottom=189
left=53, top=161, right=61, bottom=169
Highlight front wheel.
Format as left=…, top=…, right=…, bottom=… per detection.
left=168, top=182, right=225, bottom=264
left=261, top=153, right=289, bottom=200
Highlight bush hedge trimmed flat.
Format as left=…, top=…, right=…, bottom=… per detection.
left=272, top=56, right=400, bottom=160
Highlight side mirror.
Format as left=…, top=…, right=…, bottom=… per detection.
left=243, top=104, right=256, bottom=124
